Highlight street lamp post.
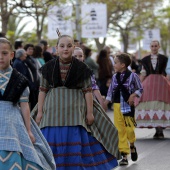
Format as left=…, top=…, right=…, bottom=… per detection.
left=75, top=0, right=81, bottom=41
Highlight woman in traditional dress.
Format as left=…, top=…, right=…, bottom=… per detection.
left=0, top=38, right=55, bottom=169
left=135, top=40, right=170, bottom=139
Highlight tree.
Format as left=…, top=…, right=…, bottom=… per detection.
left=0, top=0, right=59, bottom=42
left=107, top=0, right=163, bottom=52
left=20, top=31, right=38, bottom=45
left=0, top=0, right=33, bottom=34
left=6, top=16, right=31, bottom=45
left=76, top=0, right=163, bottom=52
left=156, top=20, right=169, bottom=56
left=19, top=0, right=61, bottom=42
left=159, top=6, right=170, bottom=55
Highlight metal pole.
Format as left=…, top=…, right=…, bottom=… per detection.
left=168, top=0, right=170, bottom=57
left=75, top=0, right=81, bottom=41
left=137, top=29, right=141, bottom=59
left=168, top=17, right=170, bottom=56
left=138, top=39, right=141, bottom=59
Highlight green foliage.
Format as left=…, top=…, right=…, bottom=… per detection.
left=158, top=5, right=170, bottom=55
left=20, top=31, right=38, bottom=45
left=1, top=0, right=167, bottom=53
left=6, top=15, right=31, bottom=45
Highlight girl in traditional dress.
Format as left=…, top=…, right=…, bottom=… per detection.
left=35, top=35, right=121, bottom=170
left=73, top=46, right=105, bottom=108
left=135, top=40, right=170, bottom=139
left=104, top=53, right=143, bottom=166
left=0, top=37, right=55, bottom=169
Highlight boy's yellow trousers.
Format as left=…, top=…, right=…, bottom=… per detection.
left=113, top=103, right=136, bottom=154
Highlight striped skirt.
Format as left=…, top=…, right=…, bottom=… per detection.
left=41, top=126, right=118, bottom=170
left=31, top=87, right=121, bottom=160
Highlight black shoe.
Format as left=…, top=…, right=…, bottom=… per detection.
left=119, top=158, right=128, bottom=166
left=130, top=146, right=138, bottom=161
left=108, top=108, right=113, bottom=111
left=158, top=132, right=164, bottom=139
left=153, top=132, right=164, bottom=139
left=153, top=132, right=159, bottom=139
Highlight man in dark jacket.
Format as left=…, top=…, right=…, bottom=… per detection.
left=13, top=49, right=37, bottom=110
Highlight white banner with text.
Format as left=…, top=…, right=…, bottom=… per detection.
left=81, top=3, right=107, bottom=38
left=48, top=6, right=73, bottom=39
left=142, top=28, right=160, bottom=51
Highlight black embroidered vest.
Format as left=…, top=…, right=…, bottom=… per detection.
left=0, top=69, right=28, bottom=105
left=113, top=70, right=131, bottom=103
left=41, top=57, right=92, bottom=89
left=142, top=54, right=168, bottom=76
left=113, top=70, right=135, bottom=117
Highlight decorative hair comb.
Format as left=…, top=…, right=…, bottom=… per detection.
left=56, top=28, right=61, bottom=37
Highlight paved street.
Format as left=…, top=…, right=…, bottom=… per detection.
left=106, top=110, right=170, bottom=170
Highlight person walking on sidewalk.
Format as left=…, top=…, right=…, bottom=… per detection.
left=104, top=53, right=143, bottom=166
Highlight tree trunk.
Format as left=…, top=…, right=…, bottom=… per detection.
left=0, top=0, right=9, bottom=34
left=94, top=38, right=106, bottom=52
left=37, top=30, right=42, bottom=42
left=120, top=30, right=129, bottom=53
left=36, top=17, right=43, bottom=42
left=1, top=16, right=8, bottom=34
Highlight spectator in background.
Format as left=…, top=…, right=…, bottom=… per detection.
left=12, top=39, right=24, bottom=65
left=0, top=32, right=6, bottom=38
left=74, top=39, right=80, bottom=47
left=13, top=49, right=37, bottom=110
left=104, top=45, right=115, bottom=71
left=84, top=46, right=99, bottom=79
left=97, top=49, right=113, bottom=110
left=38, top=42, right=44, bottom=50
left=73, top=47, right=105, bottom=108
left=13, top=49, right=29, bottom=76
left=166, top=57, right=170, bottom=81
left=130, top=54, right=141, bottom=74
left=39, top=40, right=53, bottom=63
left=33, top=45, right=45, bottom=68
left=24, top=44, right=40, bottom=110
left=136, top=59, right=142, bottom=75
left=14, top=40, right=23, bottom=50
left=80, top=42, right=86, bottom=52
left=51, top=46, right=57, bottom=58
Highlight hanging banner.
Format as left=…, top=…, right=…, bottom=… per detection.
left=81, top=3, right=107, bottom=38
left=142, top=28, right=161, bottom=51
left=47, top=6, right=73, bottom=39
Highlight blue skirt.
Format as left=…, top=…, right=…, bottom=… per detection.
left=41, top=126, right=118, bottom=170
